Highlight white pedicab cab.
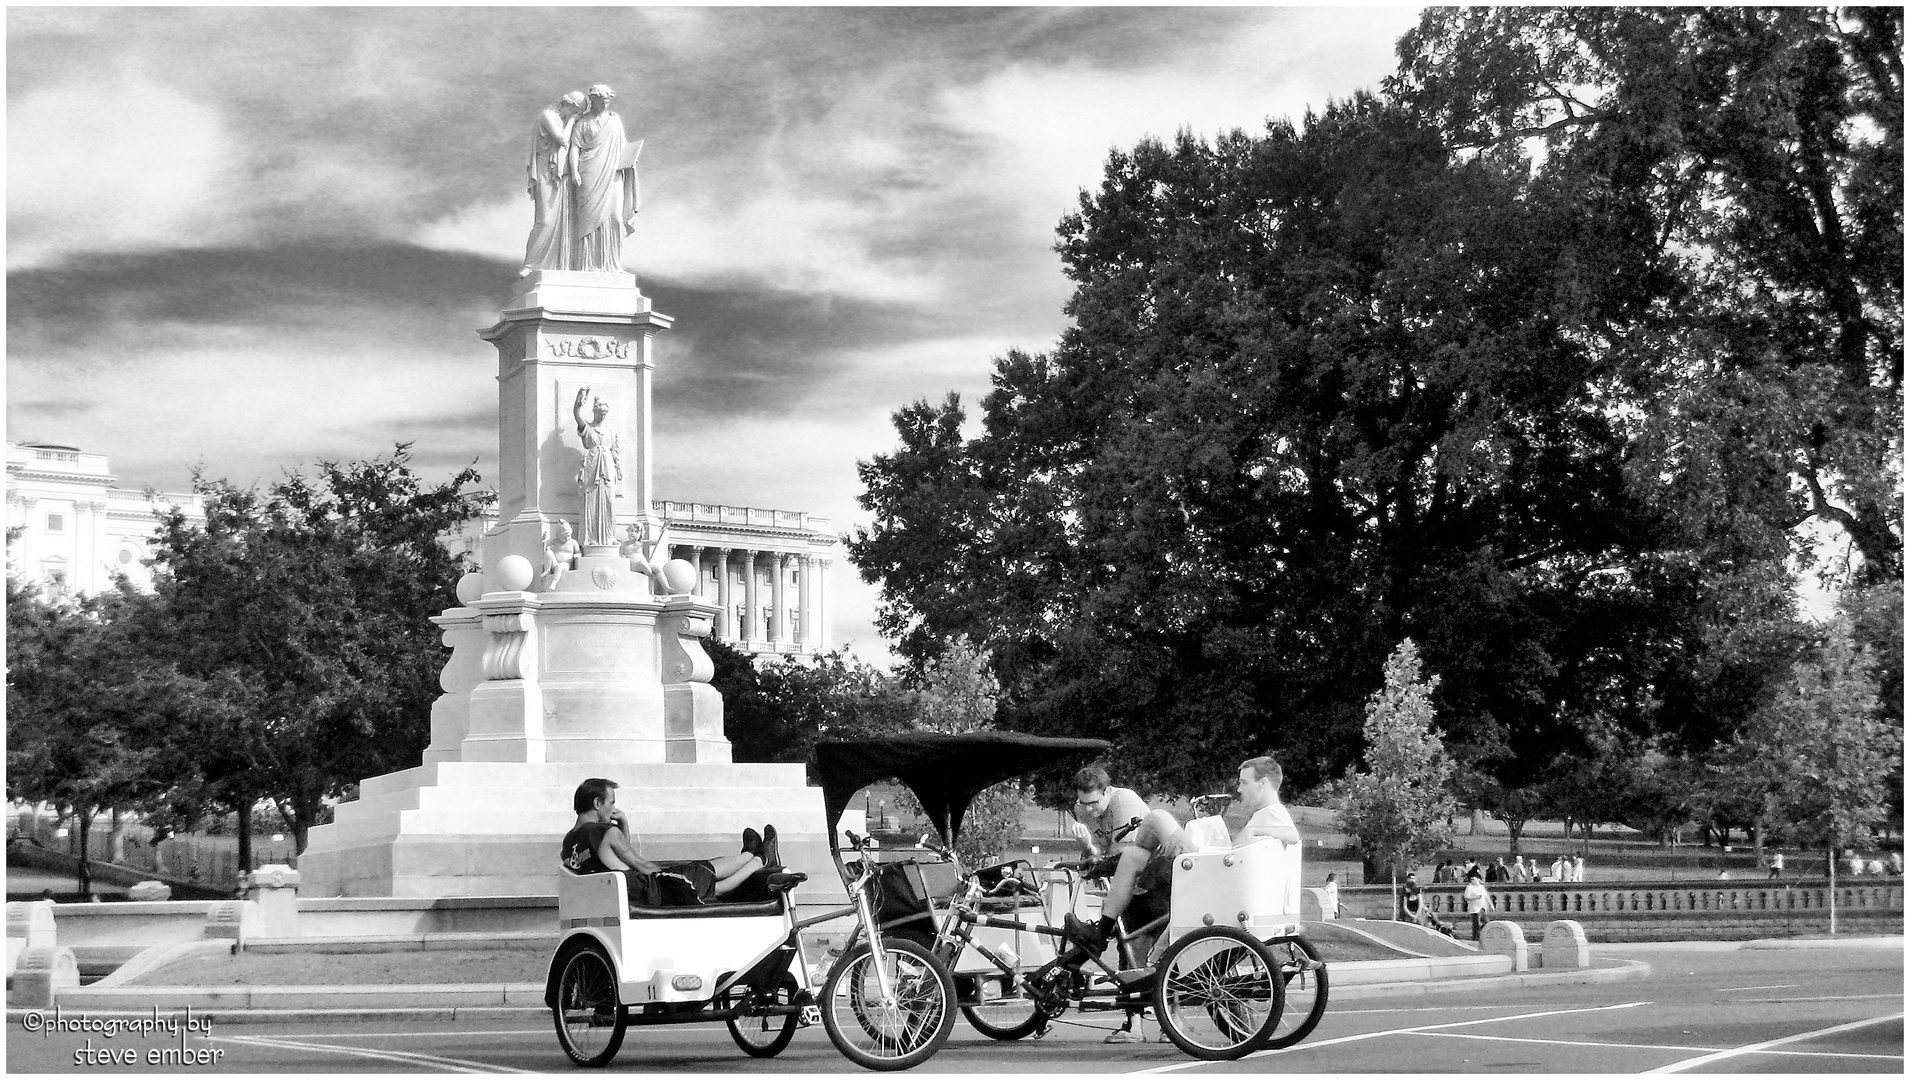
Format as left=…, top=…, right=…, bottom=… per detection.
left=1155, top=834, right=1328, bottom=1055
left=546, top=868, right=818, bottom=1067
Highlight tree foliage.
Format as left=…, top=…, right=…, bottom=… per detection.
left=1390, top=7, right=1903, bottom=583
left=1727, top=618, right=1899, bottom=850
left=139, top=446, right=488, bottom=857
left=1328, top=640, right=1456, bottom=882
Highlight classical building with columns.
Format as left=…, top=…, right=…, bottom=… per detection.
left=4, top=442, right=205, bottom=597
left=450, top=499, right=838, bottom=658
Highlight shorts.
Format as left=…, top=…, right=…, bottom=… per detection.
left=627, top=859, right=717, bottom=907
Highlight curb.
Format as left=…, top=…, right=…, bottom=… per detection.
left=1331, top=957, right=1651, bottom=1002
left=1592, top=936, right=1903, bottom=953
left=12, top=955, right=1651, bottom=1025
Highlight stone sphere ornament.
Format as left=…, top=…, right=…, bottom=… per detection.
left=494, top=554, right=535, bottom=593
left=660, top=558, right=700, bottom=595
left=456, top=571, right=485, bottom=606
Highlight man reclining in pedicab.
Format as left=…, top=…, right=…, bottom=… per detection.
left=1063, top=755, right=1301, bottom=967
left=560, top=777, right=800, bottom=906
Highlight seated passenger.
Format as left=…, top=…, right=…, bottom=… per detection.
left=561, top=777, right=794, bottom=907
left=1232, top=755, right=1301, bottom=847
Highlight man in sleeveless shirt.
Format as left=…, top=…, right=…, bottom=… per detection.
left=560, top=777, right=793, bottom=906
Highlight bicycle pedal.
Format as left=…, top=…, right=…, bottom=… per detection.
left=798, top=1005, right=822, bottom=1028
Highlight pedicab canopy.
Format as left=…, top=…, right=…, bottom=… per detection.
left=815, top=732, right=1110, bottom=852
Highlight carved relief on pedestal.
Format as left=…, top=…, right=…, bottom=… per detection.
left=482, top=611, right=537, bottom=681
left=658, top=609, right=716, bottom=684
left=546, top=335, right=633, bottom=360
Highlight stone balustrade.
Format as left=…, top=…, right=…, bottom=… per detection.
left=1410, top=878, right=1903, bottom=919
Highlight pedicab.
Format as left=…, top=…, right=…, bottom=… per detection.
left=547, top=810, right=958, bottom=1069
left=814, top=734, right=1329, bottom=1061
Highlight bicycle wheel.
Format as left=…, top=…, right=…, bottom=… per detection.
left=960, top=972, right=1044, bottom=1041
left=821, top=936, right=957, bottom=1071
left=1264, top=934, right=1328, bottom=1049
left=552, top=942, right=627, bottom=1067
left=1152, top=926, right=1282, bottom=1061
left=726, top=973, right=799, bottom=1058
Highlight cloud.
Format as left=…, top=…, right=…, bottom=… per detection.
left=7, top=69, right=243, bottom=269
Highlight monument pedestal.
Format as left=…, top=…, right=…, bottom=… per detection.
left=299, top=271, right=831, bottom=900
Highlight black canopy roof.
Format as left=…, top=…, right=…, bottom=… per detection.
left=814, top=731, right=1110, bottom=849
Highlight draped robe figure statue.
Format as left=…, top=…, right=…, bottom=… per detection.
left=573, top=388, right=622, bottom=548
left=521, top=91, right=586, bottom=276
left=568, top=84, right=641, bottom=272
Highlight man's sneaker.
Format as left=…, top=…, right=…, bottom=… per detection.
left=1104, top=1027, right=1142, bottom=1044
left=742, top=828, right=764, bottom=858
left=1064, top=914, right=1106, bottom=952
left=760, top=824, right=780, bottom=869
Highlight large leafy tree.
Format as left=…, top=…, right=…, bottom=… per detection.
left=1389, top=7, right=1903, bottom=585
left=5, top=578, right=204, bottom=892
left=142, top=446, right=487, bottom=860
left=853, top=93, right=1709, bottom=793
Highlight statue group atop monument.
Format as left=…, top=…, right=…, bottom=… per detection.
left=522, top=84, right=642, bottom=276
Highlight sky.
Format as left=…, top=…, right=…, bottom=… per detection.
left=6, top=6, right=1428, bottom=664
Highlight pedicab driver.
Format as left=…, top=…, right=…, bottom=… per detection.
left=1069, top=766, right=1152, bottom=862
left=1065, top=756, right=1300, bottom=960
left=561, top=777, right=795, bottom=906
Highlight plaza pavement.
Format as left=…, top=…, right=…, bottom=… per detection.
left=22, top=925, right=1672, bottom=1025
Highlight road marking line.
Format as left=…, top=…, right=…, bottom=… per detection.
left=1739, top=994, right=1905, bottom=1003
left=1413, top=1030, right=1905, bottom=1060
left=1645, top=1012, right=1906, bottom=1074
left=218, top=1033, right=533, bottom=1073
left=1714, top=984, right=1797, bottom=991
left=1126, top=1000, right=1652, bottom=1073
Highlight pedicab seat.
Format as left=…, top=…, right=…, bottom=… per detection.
left=558, top=868, right=785, bottom=924
left=1167, top=837, right=1304, bottom=941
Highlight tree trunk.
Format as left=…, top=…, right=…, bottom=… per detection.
left=235, top=801, right=254, bottom=871
left=1505, top=818, right=1526, bottom=858
left=76, top=807, right=93, bottom=895
left=1470, top=806, right=1486, bottom=836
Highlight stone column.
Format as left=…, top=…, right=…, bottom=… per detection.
left=715, top=549, right=732, bottom=639
left=690, top=546, right=706, bottom=599
left=771, top=552, right=788, bottom=645
left=797, top=554, right=813, bottom=648
left=818, top=558, right=832, bottom=650
left=741, top=550, right=758, bottom=643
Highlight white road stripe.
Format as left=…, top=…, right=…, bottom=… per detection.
left=1413, top=1029, right=1904, bottom=1061
left=1646, top=1012, right=1906, bottom=1074
left=1126, top=1000, right=1652, bottom=1073
left=1713, top=984, right=1797, bottom=991
left=218, top=1033, right=534, bottom=1073
left=1739, top=994, right=1904, bottom=1003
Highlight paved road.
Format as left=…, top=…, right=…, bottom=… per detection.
left=9, top=943, right=1900, bottom=1073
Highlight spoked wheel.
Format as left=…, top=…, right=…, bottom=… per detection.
left=552, top=943, right=627, bottom=1067
left=1264, top=934, right=1328, bottom=1049
left=959, top=973, right=1044, bottom=1041
left=1152, top=926, right=1283, bottom=1061
left=725, top=973, right=800, bottom=1058
left=821, top=935, right=957, bottom=1071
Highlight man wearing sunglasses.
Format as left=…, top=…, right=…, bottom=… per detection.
left=1068, top=766, right=1151, bottom=863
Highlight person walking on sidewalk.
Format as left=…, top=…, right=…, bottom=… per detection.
left=1462, top=867, right=1494, bottom=941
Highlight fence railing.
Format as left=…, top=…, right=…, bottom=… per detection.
left=7, top=816, right=285, bottom=893
left=1406, top=879, right=1905, bottom=918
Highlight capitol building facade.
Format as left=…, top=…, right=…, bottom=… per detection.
left=5, top=441, right=835, bottom=658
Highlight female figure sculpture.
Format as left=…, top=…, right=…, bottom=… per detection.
left=521, top=91, right=586, bottom=275
left=573, top=387, right=622, bottom=548
left=568, top=84, right=640, bottom=272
